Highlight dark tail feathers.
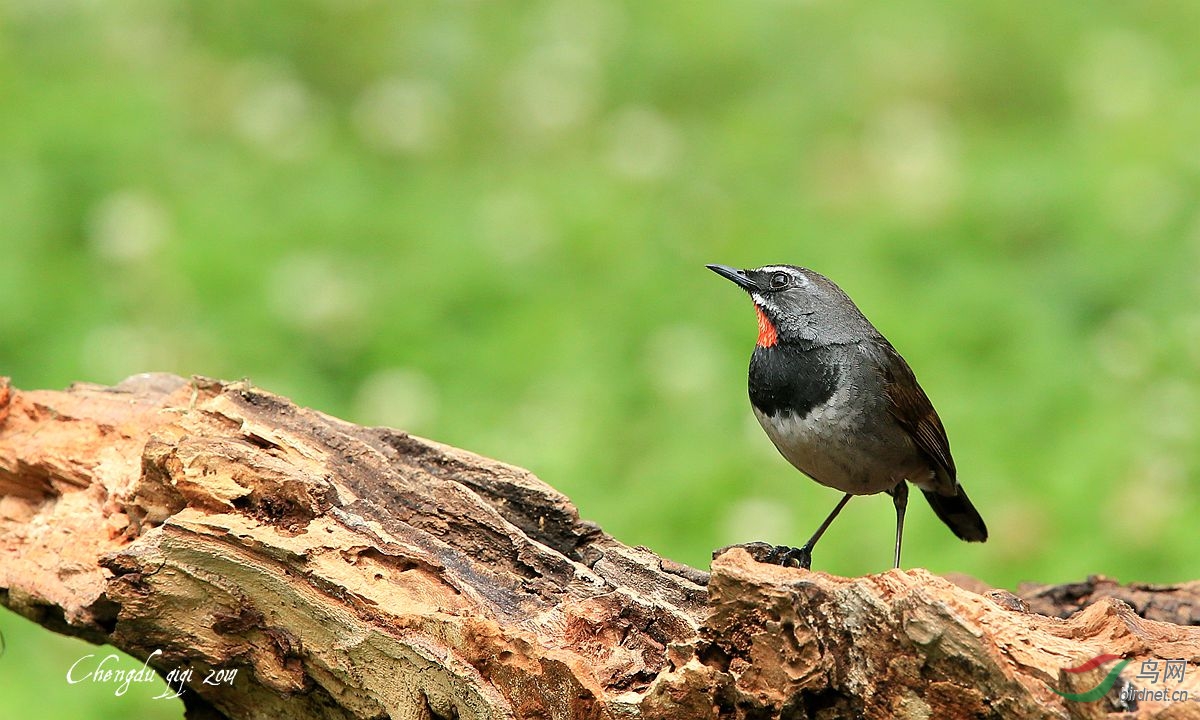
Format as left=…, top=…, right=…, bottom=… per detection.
left=922, top=486, right=987, bottom=542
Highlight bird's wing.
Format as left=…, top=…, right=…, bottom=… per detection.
left=870, top=338, right=957, bottom=484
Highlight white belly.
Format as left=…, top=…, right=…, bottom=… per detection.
left=753, top=398, right=925, bottom=495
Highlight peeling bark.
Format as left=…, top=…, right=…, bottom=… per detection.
left=1, top=374, right=1198, bottom=720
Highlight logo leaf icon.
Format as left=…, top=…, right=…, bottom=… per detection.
left=1050, top=658, right=1131, bottom=702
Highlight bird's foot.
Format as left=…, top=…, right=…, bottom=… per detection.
left=764, top=544, right=813, bottom=569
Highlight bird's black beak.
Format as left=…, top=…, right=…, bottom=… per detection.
left=706, top=264, right=758, bottom=292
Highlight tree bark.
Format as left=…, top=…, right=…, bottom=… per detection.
left=0, top=374, right=1198, bottom=720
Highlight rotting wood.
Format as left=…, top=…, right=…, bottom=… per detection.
left=1, top=374, right=1198, bottom=720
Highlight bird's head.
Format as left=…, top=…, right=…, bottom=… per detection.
left=706, top=264, right=876, bottom=347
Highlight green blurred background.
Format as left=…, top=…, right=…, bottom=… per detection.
left=3, top=1, right=1199, bottom=717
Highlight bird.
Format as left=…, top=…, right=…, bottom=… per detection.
left=706, top=263, right=987, bottom=570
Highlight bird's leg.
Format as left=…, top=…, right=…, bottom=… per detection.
left=767, top=493, right=853, bottom=569
left=889, top=481, right=909, bottom=569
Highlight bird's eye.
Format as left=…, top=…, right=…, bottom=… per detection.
left=769, top=272, right=790, bottom=289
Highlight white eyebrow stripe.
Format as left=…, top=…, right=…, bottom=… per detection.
left=758, top=265, right=809, bottom=286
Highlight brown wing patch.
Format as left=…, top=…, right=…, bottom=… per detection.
left=873, top=339, right=956, bottom=482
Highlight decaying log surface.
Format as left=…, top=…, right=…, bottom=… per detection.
left=1, top=374, right=1198, bottom=720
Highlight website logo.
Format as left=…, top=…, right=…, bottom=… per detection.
left=1049, top=654, right=1130, bottom=702
left=1050, top=654, right=1195, bottom=705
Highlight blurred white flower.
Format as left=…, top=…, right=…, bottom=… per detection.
left=87, top=190, right=169, bottom=263
left=1070, top=29, right=1170, bottom=122
left=505, top=42, right=600, bottom=136
left=231, top=61, right=322, bottom=160
left=1109, top=453, right=1183, bottom=545
left=352, top=77, right=450, bottom=156
left=353, top=368, right=440, bottom=431
left=863, top=101, right=961, bottom=222
left=537, top=0, right=626, bottom=56
left=265, top=252, right=368, bottom=336
left=605, top=106, right=682, bottom=181
left=476, top=190, right=556, bottom=265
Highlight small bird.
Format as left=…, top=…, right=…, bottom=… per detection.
left=707, top=263, right=987, bottom=569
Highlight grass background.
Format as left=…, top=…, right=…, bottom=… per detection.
left=3, top=1, right=1200, bottom=717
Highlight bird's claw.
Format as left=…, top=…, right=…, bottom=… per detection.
left=765, top=544, right=813, bottom=570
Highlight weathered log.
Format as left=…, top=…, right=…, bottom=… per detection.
left=1, top=374, right=1198, bottom=719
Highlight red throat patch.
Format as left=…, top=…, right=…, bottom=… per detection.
left=754, top=304, right=778, bottom=347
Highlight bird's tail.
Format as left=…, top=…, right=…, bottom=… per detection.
left=922, top=486, right=988, bottom=542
